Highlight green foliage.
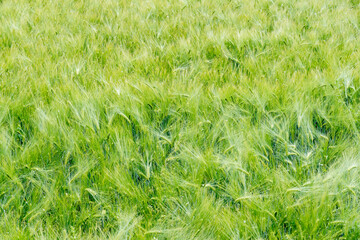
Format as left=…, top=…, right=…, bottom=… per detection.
left=1, top=0, right=360, bottom=239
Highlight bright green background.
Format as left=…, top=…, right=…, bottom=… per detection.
left=1, top=0, right=360, bottom=239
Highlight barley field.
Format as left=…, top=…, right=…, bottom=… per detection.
left=1, top=0, right=360, bottom=239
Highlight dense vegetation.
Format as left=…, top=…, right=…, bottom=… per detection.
left=1, top=0, right=360, bottom=239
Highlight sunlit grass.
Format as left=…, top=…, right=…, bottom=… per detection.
left=1, top=0, right=360, bottom=239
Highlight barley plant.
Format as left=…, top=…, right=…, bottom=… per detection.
left=1, top=0, right=360, bottom=239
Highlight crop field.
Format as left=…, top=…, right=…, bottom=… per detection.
left=1, top=0, right=360, bottom=239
